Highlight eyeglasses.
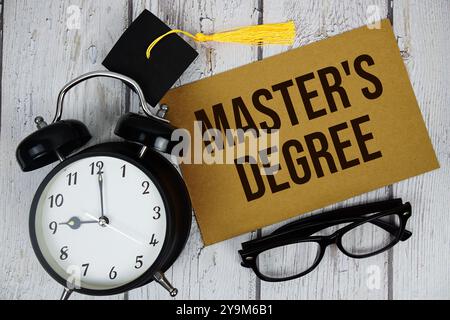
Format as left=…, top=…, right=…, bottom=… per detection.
left=239, top=199, right=412, bottom=282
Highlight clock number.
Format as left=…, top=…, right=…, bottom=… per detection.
left=153, top=206, right=161, bottom=220
left=109, top=267, right=117, bottom=280
left=49, top=194, right=64, bottom=208
left=81, top=263, right=89, bottom=277
left=60, top=246, right=68, bottom=261
left=121, top=165, right=126, bottom=178
left=49, top=221, right=57, bottom=234
left=90, top=161, right=104, bottom=175
left=142, top=181, right=151, bottom=195
left=149, top=234, right=159, bottom=247
left=67, top=172, right=78, bottom=186
left=135, top=256, right=144, bottom=269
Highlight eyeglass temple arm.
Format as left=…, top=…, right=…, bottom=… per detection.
left=370, top=219, right=412, bottom=241
left=273, top=199, right=404, bottom=234
left=279, top=216, right=411, bottom=241
left=241, top=200, right=411, bottom=252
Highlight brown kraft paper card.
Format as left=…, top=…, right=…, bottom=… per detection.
left=161, top=19, right=439, bottom=245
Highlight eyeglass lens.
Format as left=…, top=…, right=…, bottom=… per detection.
left=258, top=241, right=321, bottom=280
left=256, top=214, right=402, bottom=280
left=340, top=214, right=401, bottom=256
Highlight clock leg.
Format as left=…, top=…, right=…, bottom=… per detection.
left=60, top=288, right=73, bottom=300
left=154, top=271, right=178, bottom=297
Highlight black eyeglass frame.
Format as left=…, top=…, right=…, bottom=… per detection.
left=239, top=199, right=412, bottom=282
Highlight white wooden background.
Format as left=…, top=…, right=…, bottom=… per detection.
left=0, top=0, right=449, bottom=300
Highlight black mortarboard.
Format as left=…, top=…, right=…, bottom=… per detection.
left=103, top=10, right=198, bottom=106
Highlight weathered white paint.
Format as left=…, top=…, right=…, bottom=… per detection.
left=0, top=0, right=130, bottom=300
left=392, top=0, right=450, bottom=299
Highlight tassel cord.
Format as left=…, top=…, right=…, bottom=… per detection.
left=146, top=21, right=295, bottom=59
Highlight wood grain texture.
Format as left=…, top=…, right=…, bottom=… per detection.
left=0, top=0, right=3, bottom=136
left=0, top=0, right=130, bottom=300
left=392, top=0, right=450, bottom=299
left=259, top=0, right=391, bottom=300
left=127, top=0, right=259, bottom=300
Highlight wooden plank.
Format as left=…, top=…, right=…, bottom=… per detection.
left=259, top=0, right=391, bottom=300
left=392, top=0, right=450, bottom=299
left=0, top=0, right=3, bottom=136
left=127, top=0, right=259, bottom=300
left=0, top=0, right=130, bottom=300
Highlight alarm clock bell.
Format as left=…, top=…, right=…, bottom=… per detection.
left=16, top=118, right=92, bottom=172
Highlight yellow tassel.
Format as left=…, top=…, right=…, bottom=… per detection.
left=146, top=21, right=296, bottom=59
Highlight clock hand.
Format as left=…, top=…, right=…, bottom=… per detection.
left=84, top=212, right=144, bottom=246
left=97, top=171, right=108, bottom=227
left=59, top=216, right=98, bottom=230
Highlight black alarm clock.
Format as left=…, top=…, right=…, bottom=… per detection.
left=16, top=71, right=192, bottom=299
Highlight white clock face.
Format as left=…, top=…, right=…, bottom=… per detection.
left=33, top=155, right=167, bottom=291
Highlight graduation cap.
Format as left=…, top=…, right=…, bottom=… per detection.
left=103, top=10, right=199, bottom=107
left=104, top=9, right=295, bottom=108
